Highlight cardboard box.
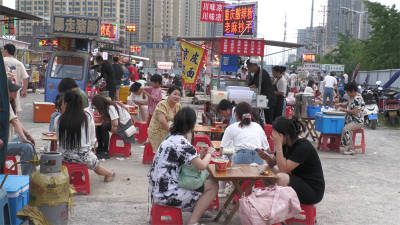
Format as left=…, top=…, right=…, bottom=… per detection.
left=33, top=102, right=55, bottom=123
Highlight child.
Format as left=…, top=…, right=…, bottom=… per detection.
left=141, top=74, right=163, bottom=126
left=49, top=95, right=63, bottom=132
left=58, top=77, right=89, bottom=108
left=128, top=82, right=149, bottom=122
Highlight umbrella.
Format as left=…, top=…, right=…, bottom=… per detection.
left=382, top=71, right=400, bottom=88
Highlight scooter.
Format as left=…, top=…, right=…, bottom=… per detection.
left=362, top=90, right=379, bottom=130
left=382, top=90, right=400, bottom=126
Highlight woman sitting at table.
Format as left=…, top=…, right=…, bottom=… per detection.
left=128, top=82, right=149, bottom=122
left=54, top=91, right=116, bottom=182
left=92, top=95, right=135, bottom=159
left=149, top=107, right=218, bottom=225
left=147, top=86, right=182, bottom=152
left=217, top=99, right=264, bottom=129
left=257, top=116, right=325, bottom=205
left=336, top=82, right=365, bottom=155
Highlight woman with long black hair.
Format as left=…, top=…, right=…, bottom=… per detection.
left=54, top=91, right=115, bottom=182
left=272, top=66, right=287, bottom=121
left=92, top=95, right=135, bottom=159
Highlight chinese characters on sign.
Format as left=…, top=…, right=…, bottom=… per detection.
left=126, top=25, right=136, bottom=32
left=181, top=40, right=206, bottom=92
left=223, top=4, right=255, bottom=36
left=157, top=62, right=174, bottom=70
left=219, top=38, right=264, bottom=56
left=39, top=40, right=58, bottom=47
left=3, top=17, right=16, bottom=35
left=302, top=54, right=315, bottom=62
left=200, top=1, right=228, bottom=23
left=52, top=14, right=100, bottom=37
left=57, top=37, right=74, bottom=51
left=101, top=22, right=118, bottom=39
left=130, top=46, right=141, bottom=52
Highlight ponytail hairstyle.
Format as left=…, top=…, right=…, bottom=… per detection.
left=58, top=90, right=88, bottom=149
left=92, top=95, right=127, bottom=121
left=280, top=66, right=286, bottom=74
left=170, top=106, right=197, bottom=135
left=129, top=82, right=142, bottom=93
left=235, top=102, right=255, bottom=128
left=272, top=116, right=305, bottom=142
left=217, top=99, right=235, bottom=111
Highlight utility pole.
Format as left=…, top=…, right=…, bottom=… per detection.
left=321, top=5, right=326, bottom=61
left=308, top=0, right=314, bottom=53
left=282, top=11, right=287, bottom=65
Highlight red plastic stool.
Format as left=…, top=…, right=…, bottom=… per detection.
left=268, top=139, right=275, bottom=154
left=208, top=194, right=220, bottom=210
left=4, top=156, right=18, bottom=175
left=352, top=128, right=366, bottom=154
left=62, top=163, right=90, bottom=195
left=285, top=204, right=316, bottom=225
left=193, top=135, right=211, bottom=147
left=142, top=142, right=155, bottom=164
left=317, top=133, right=341, bottom=152
left=150, top=202, right=183, bottom=225
left=286, top=106, right=294, bottom=118
left=264, top=124, right=273, bottom=139
left=233, top=180, right=264, bottom=204
left=109, top=134, right=132, bottom=157
left=135, top=121, right=148, bottom=143
left=194, top=146, right=201, bottom=154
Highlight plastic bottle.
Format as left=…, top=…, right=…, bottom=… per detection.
left=252, top=93, right=257, bottom=107
left=220, top=82, right=226, bottom=91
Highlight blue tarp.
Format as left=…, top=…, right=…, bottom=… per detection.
left=382, top=71, right=400, bottom=88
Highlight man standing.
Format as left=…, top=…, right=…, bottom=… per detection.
left=343, top=72, right=348, bottom=84
left=246, top=59, right=276, bottom=125
left=290, top=71, right=297, bottom=90
left=112, top=57, right=124, bottom=101
left=125, top=63, right=138, bottom=83
left=4, top=44, right=29, bottom=114
left=95, top=56, right=117, bottom=100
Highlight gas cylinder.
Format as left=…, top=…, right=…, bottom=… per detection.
left=29, top=152, right=69, bottom=225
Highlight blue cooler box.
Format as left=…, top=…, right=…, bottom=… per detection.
left=0, top=175, right=30, bottom=225
left=315, top=112, right=345, bottom=134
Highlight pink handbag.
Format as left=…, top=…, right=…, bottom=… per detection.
left=238, top=184, right=302, bottom=225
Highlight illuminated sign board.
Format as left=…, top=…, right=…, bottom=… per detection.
left=157, top=61, right=174, bottom=70
left=223, top=4, right=256, bottom=36
left=130, top=46, right=141, bottom=52
left=126, top=25, right=136, bottom=32
left=101, top=22, right=118, bottom=39
left=3, top=17, right=16, bottom=35
left=39, top=40, right=58, bottom=47
left=51, top=14, right=100, bottom=37
left=201, top=1, right=228, bottom=23
left=302, top=54, right=315, bottom=62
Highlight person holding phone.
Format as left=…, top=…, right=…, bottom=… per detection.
left=257, top=116, right=325, bottom=205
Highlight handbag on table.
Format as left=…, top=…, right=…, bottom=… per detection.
left=238, top=184, right=301, bottom=225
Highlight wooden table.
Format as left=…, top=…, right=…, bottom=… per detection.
left=208, top=164, right=279, bottom=225
left=211, top=141, right=221, bottom=150
left=42, top=132, right=57, bottom=151
left=301, top=117, right=319, bottom=142
left=191, top=125, right=225, bottom=144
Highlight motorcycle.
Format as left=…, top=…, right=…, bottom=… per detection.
left=362, top=90, right=379, bottom=130
left=381, top=90, right=400, bottom=126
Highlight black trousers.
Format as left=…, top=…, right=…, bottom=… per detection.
left=273, top=96, right=284, bottom=122
left=264, top=106, right=274, bottom=125
left=106, top=76, right=117, bottom=100
left=96, top=122, right=111, bottom=152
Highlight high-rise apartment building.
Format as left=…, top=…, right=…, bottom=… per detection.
left=326, top=0, right=372, bottom=46
left=125, top=0, right=140, bottom=46
left=15, top=0, right=126, bottom=48
left=296, top=28, right=307, bottom=59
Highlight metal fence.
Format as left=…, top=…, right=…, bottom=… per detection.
left=355, top=69, right=400, bottom=89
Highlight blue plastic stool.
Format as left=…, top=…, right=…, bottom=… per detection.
left=0, top=189, right=11, bottom=224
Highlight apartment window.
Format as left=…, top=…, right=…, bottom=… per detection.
left=82, top=13, right=86, bottom=15
left=166, top=29, right=168, bottom=31
left=83, top=2, right=86, bottom=5
left=120, top=15, right=124, bottom=18
left=45, top=28, right=48, bottom=32
left=74, top=2, right=79, bottom=5
left=171, top=53, right=173, bottom=56
left=88, top=13, right=92, bottom=16
left=27, top=34, right=31, bottom=36
left=88, top=2, right=92, bottom=5
left=34, top=7, right=37, bottom=9
left=34, top=28, right=37, bottom=32
left=69, top=7, right=72, bottom=11
left=104, top=2, right=110, bottom=6
left=26, top=1, right=32, bottom=5
left=94, top=2, right=98, bottom=5
left=26, top=28, right=32, bottom=31
left=39, top=28, right=43, bottom=32
left=38, top=12, right=43, bottom=15
left=120, top=9, right=123, bottom=13
left=120, top=4, right=124, bottom=7
left=27, top=23, right=31, bottom=26
left=39, top=6, right=43, bottom=9
left=26, top=7, right=31, bottom=10
left=34, top=1, right=37, bottom=4
left=119, top=20, right=123, bottom=23
left=112, top=14, right=116, bottom=17
left=94, top=13, right=98, bottom=16
left=148, top=32, right=151, bottom=35
left=21, top=28, right=25, bottom=31
left=21, top=7, right=24, bottom=10
left=148, top=18, right=151, bottom=21
left=21, top=2, right=24, bottom=5
left=62, top=2, right=66, bottom=5
left=104, top=13, right=110, bottom=17
left=74, top=13, right=80, bottom=15
left=112, top=8, right=115, bottom=12
left=104, top=8, right=109, bottom=12
left=55, top=7, right=60, bottom=11
left=148, top=13, right=151, bottom=16
left=119, top=31, right=124, bottom=35
left=113, top=3, right=116, bottom=6
left=147, top=52, right=151, bottom=56
left=159, top=53, right=162, bottom=57
left=148, top=3, right=151, bottom=6
left=148, top=8, right=151, bottom=11
left=39, top=1, right=43, bottom=3
left=83, top=7, right=86, bottom=11
left=148, top=22, right=151, bottom=25
left=55, top=2, right=60, bottom=5
left=75, top=8, right=80, bottom=11
left=94, top=7, right=98, bottom=10
left=88, top=7, right=92, bottom=10
left=45, top=6, right=49, bottom=10
left=69, top=2, right=72, bottom=5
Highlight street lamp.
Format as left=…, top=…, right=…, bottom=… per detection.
left=340, top=7, right=367, bottom=39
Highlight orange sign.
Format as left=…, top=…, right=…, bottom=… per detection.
left=126, top=25, right=136, bottom=32
left=101, top=22, right=118, bottom=39
left=130, top=46, right=141, bottom=52
left=302, top=54, right=315, bottom=62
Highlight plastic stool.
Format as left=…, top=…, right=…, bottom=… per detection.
left=109, top=134, right=132, bottom=157
left=135, top=121, right=148, bottom=143
left=268, top=139, right=275, bottom=154
left=0, top=189, right=11, bottom=225
left=63, top=163, right=91, bottom=195
left=142, top=142, right=155, bottom=164
left=208, top=194, right=220, bottom=210
left=264, top=124, right=273, bottom=139
left=352, top=128, right=366, bottom=154
left=193, top=135, right=211, bottom=147
left=194, top=146, right=201, bottom=154
left=4, top=156, right=18, bottom=175
left=150, top=202, right=183, bottom=225
left=286, top=106, right=294, bottom=118
left=317, top=133, right=341, bottom=152
left=285, top=204, right=316, bottom=225
left=233, top=180, right=263, bottom=204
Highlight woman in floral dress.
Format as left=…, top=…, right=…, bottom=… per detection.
left=337, top=83, right=365, bottom=155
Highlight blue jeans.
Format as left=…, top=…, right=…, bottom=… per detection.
left=7, top=135, right=38, bottom=175
left=233, top=149, right=264, bottom=165
left=323, top=87, right=334, bottom=108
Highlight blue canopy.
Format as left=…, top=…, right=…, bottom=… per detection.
left=383, top=71, right=400, bottom=88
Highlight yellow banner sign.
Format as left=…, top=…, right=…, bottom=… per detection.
left=181, top=40, right=206, bottom=91
left=32, top=71, right=39, bottom=82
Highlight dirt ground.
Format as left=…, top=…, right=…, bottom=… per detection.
left=18, top=90, right=400, bottom=225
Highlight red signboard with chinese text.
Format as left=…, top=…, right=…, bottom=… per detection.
left=201, top=1, right=228, bottom=23
left=302, top=54, right=315, bottom=62
left=130, top=46, right=141, bottom=52
left=39, top=40, right=58, bottom=47
left=220, top=38, right=264, bottom=56
left=223, top=4, right=255, bottom=36
left=101, top=22, right=118, bottom=39
left=57, top=37, right=74, bottom=51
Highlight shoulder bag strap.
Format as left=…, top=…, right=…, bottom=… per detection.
left=247, top=186, right=280, bottom=221
left=268, top=185, right=282, bottom=220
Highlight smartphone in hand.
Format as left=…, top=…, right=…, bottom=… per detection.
left=255, top=148, right=271, bottom=157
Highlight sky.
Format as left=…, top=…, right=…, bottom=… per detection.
left=3, top=0, right=399, bottom=64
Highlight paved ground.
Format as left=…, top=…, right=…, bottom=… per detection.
left=17, top=89, right=400, bottom=224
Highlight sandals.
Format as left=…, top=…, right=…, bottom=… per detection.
left=200, top=211, right=212, bottom=218
left=342, top=149, right=355, bottom=155
left=104, top=171, right=116, bottom=182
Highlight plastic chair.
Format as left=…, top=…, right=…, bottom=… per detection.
left=4, top=156, right=18, bottom=175
left=135, top=121, right=148, bottom=143
left=150, top=202, right=183, bottom=225
left=63, top=163, right=91, bottom=195
left=352, top=128, right=366, bottom=154
left=142, top=142, right=155, bottom=164
left=285, top=204, right=316, bottom=225
left=193, top=135, right=211, bottom=147
left=208, top=194, right=220, bottom=210
left=109, top=134, right=132, bottom=157
left=317, top=133, right=341, bottom=152
left=233, top=180, right=264, bottom=204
